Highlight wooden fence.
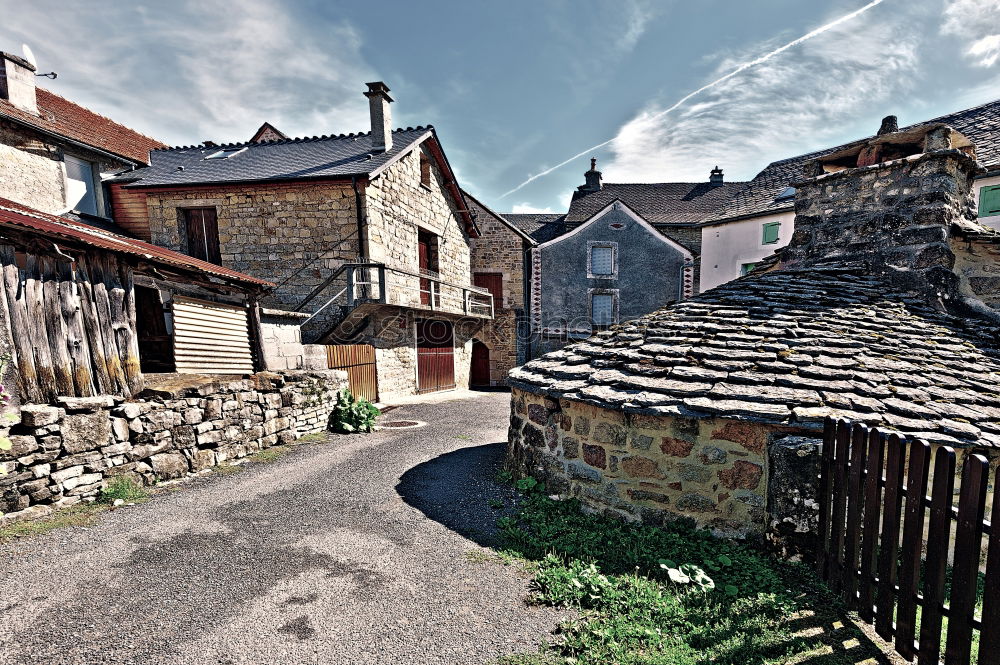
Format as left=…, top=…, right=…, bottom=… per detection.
left=325, top=344, right=378, bottom=403
left=817, top=418, right=999, bottom=665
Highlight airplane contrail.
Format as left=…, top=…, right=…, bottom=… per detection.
left=500, top=0, right=887, bottom=199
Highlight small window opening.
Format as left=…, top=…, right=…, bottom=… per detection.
left=592, top=293, right=615, bottom=328
left=590, top=245, right=615, bottom=276
left=761, top=222, right=781, bottom=245
left=775, top=186, right=796, bottom=202
left=740, top=262, right=757, bottom=276
left=420, top=152, right=432, bottom=188
left=204, top=147, right=247, bottom=160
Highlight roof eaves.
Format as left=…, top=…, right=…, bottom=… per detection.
left=0, top=107, right=145, bottom=167
left=461, top=190, right=536, bottom=245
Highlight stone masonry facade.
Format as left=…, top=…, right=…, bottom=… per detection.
left=507, top=387, right=809, bottom=537
left=469, top=199, right=526, bottom=385
left=0, top=370, right=346, bottom=524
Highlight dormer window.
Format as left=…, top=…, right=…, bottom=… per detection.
left=204, top=147, right=247, bottom=160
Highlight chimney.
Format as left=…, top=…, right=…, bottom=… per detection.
left=578, top=157, right=603, bottom=194
left=0, top=51, right=37, bottom=115
left=709, top=165, right=724, bottom=187
left=364, top=81, right=393, bottom=152
left=877, top=115, right=898, bottom=136
left=782, top=123, right=981, bottom=310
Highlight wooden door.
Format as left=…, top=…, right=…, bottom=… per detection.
left=135, top=285, right=174, bottom=372
left=326, top=344, right=379, bottom=403
left=416, top=319, right=454, bottom=393
left=471, top=340, right=490, bottom=386
left=418, top=230, right=431, bottom=305
left=184, top=208, right=221, bottom=265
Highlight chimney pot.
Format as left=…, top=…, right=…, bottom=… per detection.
left=710, top=165, right=724, bottom=187
left=364, top=81, right=393, bottom=152
left=877, top=115, right=898, bottom=136
left=579, top=157, right=602, bottom=193
left=0, top=51, right=38, bottom=115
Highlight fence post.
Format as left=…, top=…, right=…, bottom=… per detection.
left=377, top=265, right=387, bottom=304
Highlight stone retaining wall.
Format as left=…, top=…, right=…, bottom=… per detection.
left=507, top=387, right=812, bottom=538
left=0, top=370, right=347, bottom=523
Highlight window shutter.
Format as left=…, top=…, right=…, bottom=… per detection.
left=762, top=222, right=780, bottom=245
left=185, top=208, right=222, bottom=265
left=473, top=272, right=503, bottom=304
left=592, top=294, right=614, bottom=325
left=590, top=246, right=614, bottom=275
left=980, top=185, right=1000, bottom=217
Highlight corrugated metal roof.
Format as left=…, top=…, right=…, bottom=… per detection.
left=0, top=197, right=272, bottom=288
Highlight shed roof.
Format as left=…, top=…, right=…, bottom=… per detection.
left=0, top=88, right=166, bottom=164
left=509, top=268, right=1000, bottom=447
left=706, top=97, right=1000, bottom=225
left=565, top=182, right=747, bottom=225
left=0, top=197, right=272, bottom=288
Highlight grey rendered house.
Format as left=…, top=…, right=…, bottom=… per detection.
left=507, top=160, right=744, bottom=358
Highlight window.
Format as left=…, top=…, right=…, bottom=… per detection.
left=183, top=208, right=222, bottom=265
left=204, top=147, right=246, bottom=160
left=64, top=155, right=101, bottom=216
left=775, top=186, right=796, bottom=202
left=588, top=243, right=616, bottom=277
left=591, top=292, right=616, bottom=327
left=761, top=221, right=781, bottom=245
left=419, top=152, right=432, bottom=188
left=979, top=185, right=1000, bottom=218
left=740, top=262, right=757, bottom=276
left=473, top=272, right=503, bottom=306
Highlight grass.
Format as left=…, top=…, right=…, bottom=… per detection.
left=494, top=491, right=890, bottom=665
left=99, top=476, right=149, bottom=504
left=0, top=502, right=109, bottom=542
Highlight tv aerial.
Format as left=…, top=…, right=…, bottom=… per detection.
left=22, top=44, right=57, bottom=79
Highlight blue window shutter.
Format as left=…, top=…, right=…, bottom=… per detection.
left=980, top=185, right=1000, bottom=217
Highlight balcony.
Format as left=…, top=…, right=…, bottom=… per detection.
left=296, top=262, right=494, bottom=343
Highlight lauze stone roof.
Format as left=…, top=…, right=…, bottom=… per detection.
left=509, top=268, right=1000, bottom=448
left=565, top=182, right=747, bottom=225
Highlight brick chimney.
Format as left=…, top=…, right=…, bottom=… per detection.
left=782, top=122, right=982, bottom=310
left=578, top=157, right=603, bottom=194
left=709, top=165, right=724, bottom=187
left=0, top=51, right=37, bottom=115
left=364, top=81, right=393, bottom=152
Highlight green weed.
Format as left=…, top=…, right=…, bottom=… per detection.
left=99, top=476, right=149, bottom=504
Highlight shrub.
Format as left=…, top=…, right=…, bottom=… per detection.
left=329, top=389, right=380, bottom=434
left=99, top=476, right=149, bottom=504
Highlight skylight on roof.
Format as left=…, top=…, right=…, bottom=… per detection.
left=775, top=186, right=796, bottom=201
left=204, top=147, right=247, bottom=160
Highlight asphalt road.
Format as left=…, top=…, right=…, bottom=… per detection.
left=0, top=391, right=565, bottom=665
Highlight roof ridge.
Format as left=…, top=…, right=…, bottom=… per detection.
left=152, top=125, right=434, bottom=153
left=36, top=87, right=167, bottom=148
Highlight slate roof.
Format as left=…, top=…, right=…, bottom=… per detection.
left=117, top=127, right=433, bottom=188
left=502, top=213, right=567, bottom=243
left=0, top=197, right=272, bottom=288
left=462, top=191, right=536, bottom=244
left=564, top=182, right=747, bottom=225
left=509, top=268, right=1000, bottom=448
left=707, top=97, right=1000, bottom=224
left=0, top=88, right=166, bottom=164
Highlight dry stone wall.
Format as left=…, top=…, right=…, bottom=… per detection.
left=507, top=387, right=810, bottom=537
left=0, top=370, right=346, bottom=524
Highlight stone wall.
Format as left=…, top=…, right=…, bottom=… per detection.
left=143, top=181, right=360, bottom=310
left=0, top=370, right=346, bottom=523
left=507, top=387, right=812, bottom=537
left=468, top=197, right=526, bottom=384
left=259, top=308, right=327, bottom=371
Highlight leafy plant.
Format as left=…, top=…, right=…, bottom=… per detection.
left=329, top=389, right=380, bottom=434
left=99, top=476, right=149, bottom=504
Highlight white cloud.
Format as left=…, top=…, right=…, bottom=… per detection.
left=601, top=3, right=924, bottom=183
left=943, top=0, right=1000, bottom=67
left=511, top=203, right=558, bottom=214
left=0, top=0, right=377, bottom=144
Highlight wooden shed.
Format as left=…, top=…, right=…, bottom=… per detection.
left=0, top=197, right=273, bottom=403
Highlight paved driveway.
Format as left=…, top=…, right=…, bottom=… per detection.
left=0, top=392, right=564, bottom=665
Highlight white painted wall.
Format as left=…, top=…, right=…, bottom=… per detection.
left=699, top=211, right=794, bottom=292
left=973, top=174, right=1000, bottom=231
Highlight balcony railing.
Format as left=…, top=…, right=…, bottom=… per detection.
left=297, top=262, right=494, bottom=326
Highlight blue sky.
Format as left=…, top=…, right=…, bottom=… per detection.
left=2, top=0, right=999, bottom=213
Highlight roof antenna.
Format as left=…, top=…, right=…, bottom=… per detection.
left=22, top=44, right=57, bottom=79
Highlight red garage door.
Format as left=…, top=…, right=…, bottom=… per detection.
left=416, top=319, right=454, bottom=393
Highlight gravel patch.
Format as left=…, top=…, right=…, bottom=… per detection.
left=0, top=392, right=566, bottom=665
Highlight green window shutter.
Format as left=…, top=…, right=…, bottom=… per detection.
left=979, top=185, right=1000, bottom=217
left=762, top=222, right=780, bottom=244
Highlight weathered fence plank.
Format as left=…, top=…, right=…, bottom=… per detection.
left=842, top=423, right=867, bottom=605
left=875, top=433, right=906, bottom=640
left=858, top=427, right=885, bottom=623
left=895, top=439, right=930, bottom=660
left=816, top=418, right=836, bottom=578
left=916, top=446, right=956, bottom=665
left=979, top=465, right=1000, bottom=665
left=829, top=420, right=851, bottom=593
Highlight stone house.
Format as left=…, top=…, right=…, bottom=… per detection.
left=503, top=160, right=742, bottom=359
left=0, top=50, right=166, bottom=218
left=699, top=98, right=1000, bottom=293
left=108, top=82, right=493, bottom=401
left=508, top=122, right=1000, bottom=540
left=465, top=191, right=534, bottom=386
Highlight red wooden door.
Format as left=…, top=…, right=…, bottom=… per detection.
left=418, top=231, right=431, bottom=306
left=471, top=340, right=490, bottom=386
left=416, top=319, right=454, bottom=393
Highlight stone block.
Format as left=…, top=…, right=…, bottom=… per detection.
left=527, top=403, right=548, bottom=425
left=718, top=460, right=763, bottom=490
left=620, top=456, right=664, bottom=479
left=6, top=435, right=39, bottom=458
left=659, top=437, right=694, bottom=458
left=62, top=411, right=112, bottom=454
left=111, top=417, right=130, bottom=442
left=20, top=405, right=63, bottom=427
left=582, top=444, right=607, bottom=469
left=676, top=492, right=717, bottom=513
left=188, top=449, right=216, bottom=471
left=50, top=465, right=84, bottom=484
left=56, top=396, right=114, bottom=412
left=151, top=452, right=188, bottom=479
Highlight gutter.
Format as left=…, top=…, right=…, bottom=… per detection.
left=0, top=109, right=145, bottom=167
